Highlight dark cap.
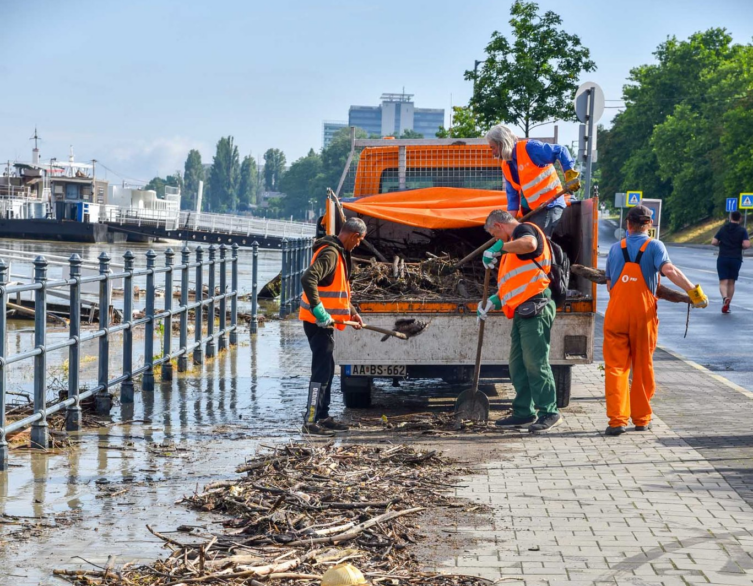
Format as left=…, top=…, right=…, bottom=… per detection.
left=626, top=204, right=652, bottom=224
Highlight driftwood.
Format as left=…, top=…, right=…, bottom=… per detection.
left=571, top=264, right=691, bottom=304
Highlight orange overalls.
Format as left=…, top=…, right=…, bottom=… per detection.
left=603, top=238, right=659, bottom=428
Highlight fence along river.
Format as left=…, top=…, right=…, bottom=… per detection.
left=0, top=238, right=313, bottom=471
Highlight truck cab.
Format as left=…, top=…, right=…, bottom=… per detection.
left=332, top=137, right=598, bottom=409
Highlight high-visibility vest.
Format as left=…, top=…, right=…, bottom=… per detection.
left=496, top=222, right=552, bottom=319
left=502, top=140, right=567, bottom=210
left=299, top=245, right=351, bottom=331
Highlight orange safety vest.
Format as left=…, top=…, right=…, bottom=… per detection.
left=298, top=244, right=351, bottom=331
left=496, top=222, right=552, bottom=319
left=501, top=140, right=568, bottom=211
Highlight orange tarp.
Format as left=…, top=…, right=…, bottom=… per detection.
left=341, top=187, right=508, bottom=230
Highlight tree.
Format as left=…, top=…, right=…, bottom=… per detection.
left=182, top=149, right=204, bottom=211
left=318, top=127, right=368, bottom=199
left=436, top=106, right=485, bottom=138
left=143, top=172, right=182, bottom=199
left=279, top=148, right=322, bottom=219
left=209, top=136, right=240, bottom=212
left=468, top=1, right=596, bottom=136
left=263, top=148, right=286, bottom=191
left=238, top=155, right=258, bottom=210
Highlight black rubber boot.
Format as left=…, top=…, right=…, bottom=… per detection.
left=605, top=425, right=627, bottom=436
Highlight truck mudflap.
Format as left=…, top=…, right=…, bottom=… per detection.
left=334, top=312, right=594, bottom=366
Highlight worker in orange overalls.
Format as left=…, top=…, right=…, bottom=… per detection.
left=603, top=205, right=708, bottom=436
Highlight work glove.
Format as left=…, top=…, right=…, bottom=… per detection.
left=476, top=294, right=502, bottom=323
left=311, top=302, right=335, bottom=327
left=687, top=284, right=709, bottom=309
left=564, top=169, right=581, bottom=191
left=482, top=239, right=505, bottom=270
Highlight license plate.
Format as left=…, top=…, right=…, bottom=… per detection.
left=345, top=364, right=407, bottom=377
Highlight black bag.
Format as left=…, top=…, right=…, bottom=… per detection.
left=533, top=237, right=570, bottom=309
left=516, top=297, right=550, bottom=318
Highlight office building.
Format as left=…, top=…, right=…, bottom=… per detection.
left=323, top=121, right=347, bottom=149
left=347, top=93, right=445, bottom=138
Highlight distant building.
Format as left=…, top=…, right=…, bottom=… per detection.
left=323, top=121, right=347, bottom=149
left=348, top=93, right=445, bottom=138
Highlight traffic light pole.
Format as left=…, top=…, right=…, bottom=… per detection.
left=583, top=87, right=596, bottom=199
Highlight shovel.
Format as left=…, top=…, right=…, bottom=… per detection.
left=453, top=268, right=492, bottom=422
left=343, top=321, right=409, bottom=340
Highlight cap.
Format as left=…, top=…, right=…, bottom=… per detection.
left=626, top=205, right=652, bottom=224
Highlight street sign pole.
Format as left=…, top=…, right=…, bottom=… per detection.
left=584, top=88, right=596, bottom=199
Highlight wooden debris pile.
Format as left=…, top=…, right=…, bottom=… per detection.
left=352, top=254, right=484, bottom=302
left=55, top=443, right=492, bottom=586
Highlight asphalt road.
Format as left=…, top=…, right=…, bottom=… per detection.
left=597, top=218, right=753, bottom=391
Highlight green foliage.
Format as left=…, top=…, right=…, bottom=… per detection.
left=209, top=136, right=240, bottom=212
left=238, top=155, right=258, bottom=210
left=469, top=0, right=596, bottom=136
left=182, top=149, right=204, bottom=211
left=388, top=129, right=424, bottom=139
left=263, top=148, right=286, bottom=191
left=436, top=106, right=485, bottom=138
left=144, top=172, right=183, bottom=200
left=278, top=149, right=322, bottom=220
left=600, top=29, right=753, bottom=229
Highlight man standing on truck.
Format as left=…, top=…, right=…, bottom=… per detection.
left=603, top=205, right=708, bottom=436
left=712, top=210, right=750, bottom=313
left=299, top=217, right=366, bottom=436
left=485, top=124, right=580, bottom=237
left=477, top=209, right=562, bottom=433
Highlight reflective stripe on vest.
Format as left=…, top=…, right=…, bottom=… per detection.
left=502, top=140, right=567, bottom=209
left=496, top=222, right=552, bottom=319
left=298, top=244, right=351, bottom=329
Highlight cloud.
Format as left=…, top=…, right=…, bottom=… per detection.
left=101, top=136, right=211, bottom=184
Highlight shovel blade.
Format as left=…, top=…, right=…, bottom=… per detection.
left=454, top=388, right=490, bottom=422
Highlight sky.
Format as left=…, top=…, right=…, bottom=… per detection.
left=1, top=0, right=752, bottom=186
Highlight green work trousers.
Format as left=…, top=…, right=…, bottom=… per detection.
left=509, top=299, right=558, bottom=418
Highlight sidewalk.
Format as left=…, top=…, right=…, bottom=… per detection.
left=431, top=316, right=753, bottom=584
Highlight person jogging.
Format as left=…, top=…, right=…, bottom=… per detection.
left=712, top=211, right=750, bottom=313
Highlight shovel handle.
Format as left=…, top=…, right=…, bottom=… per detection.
left=451, top=179, right=579, bottom=272
left=343, top=321, right=408, bottom=340
left=472, top=269, right=491, bottom=393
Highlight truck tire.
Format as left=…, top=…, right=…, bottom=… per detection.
left=340, top=374, right=372, bottom=409
left=553, top=365, right=572, bottom=409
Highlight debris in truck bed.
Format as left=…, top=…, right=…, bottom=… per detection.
left=54, top=443, right=492, bottom=586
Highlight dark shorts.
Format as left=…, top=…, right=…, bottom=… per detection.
left=717, top=256, right=743, bottom=281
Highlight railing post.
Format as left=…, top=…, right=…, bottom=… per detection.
left=64, top=255, right=83, bottom=431
left=230, top=243, right=239, bottom=345
left=251, top=241, right=259, bottom=335
left=142, top=250, right=156, bottom=392
left=296, top=239, right=303, bottom=309
left=280, top=238, right=288, bottom=318
left=193, top=246, right=204, bottom=365
left=95, top=252, right=112, bottom=415
left=0, top=259, right=8, bottom=470
left=162, top=248, right=174, bottom=381
left=218, top=244, right=227, bottom=351
left=30, top=256, right=49, bottom=448
left=178, top=245, right=190, bottom=371
left=206, top=245, right=216, bottom=358
left=120, top=251, right=135, bottom=403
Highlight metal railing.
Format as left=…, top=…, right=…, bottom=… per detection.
left=279, top=238, right=314, bottom=318
left=0, top=237, right=315, bottom=472
left=106, top=208, right=316, bottom=239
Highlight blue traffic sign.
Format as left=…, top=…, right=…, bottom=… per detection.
left=740, top=193, right=753, bottom=210
left=626, top=191, right=642, bottom=207
left=726, top=198, right=738, bottom=213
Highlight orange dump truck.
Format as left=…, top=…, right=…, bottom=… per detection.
left=329, top=136, right=598, bottom=409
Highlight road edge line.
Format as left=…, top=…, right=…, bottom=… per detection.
left=656, top=344, right=753, bottom=400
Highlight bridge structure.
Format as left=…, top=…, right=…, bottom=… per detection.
left=105, top=209, right=317, bottom=248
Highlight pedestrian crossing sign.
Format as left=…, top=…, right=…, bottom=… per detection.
left=626, top=191, right=642, bottom=207
left=740, top=193, right=753, bottom=210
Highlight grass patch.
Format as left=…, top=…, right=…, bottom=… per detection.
left=663, top=217, right=726, bottom=244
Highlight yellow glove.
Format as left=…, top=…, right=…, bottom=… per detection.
left=564, top=169, right=581, bottom=191
left=687, top=284, right=708, bottom=308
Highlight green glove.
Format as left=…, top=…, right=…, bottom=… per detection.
left=489, top=294, right=502, bottom=310
left=311, top=302, right=334, bottom=327
left=476, top=294, right=502, bottom=322
left=482, top=239, right=506, bottom=270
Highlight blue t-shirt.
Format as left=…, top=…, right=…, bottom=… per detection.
left=505, top=140, right=574, bottom=212
left=605, top=233, right=671, bottom=295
